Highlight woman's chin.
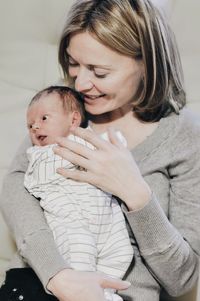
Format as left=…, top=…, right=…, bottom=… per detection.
left=85, top=105, right=104, bottom=116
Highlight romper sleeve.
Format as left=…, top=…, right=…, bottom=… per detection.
left=0, top=136, right=69, bottom=289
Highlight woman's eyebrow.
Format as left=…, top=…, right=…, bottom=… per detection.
left=70, top=60, right=112, bottom=69
left=67, top=52, right=112, bottom=70
left=89, top=64, right=112, bottom=70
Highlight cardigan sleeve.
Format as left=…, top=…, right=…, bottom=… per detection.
left=123, top=115, right=200, bottom=297
left=124, top=194, right=199, bottom=297
left=0, top=136, right=69, bottom=289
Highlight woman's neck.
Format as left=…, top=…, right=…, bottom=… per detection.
left=88, top=108, right=159, bottom=150
left=88, top=107, right=134, bottom=133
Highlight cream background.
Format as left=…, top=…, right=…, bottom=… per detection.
left=0, top=1, right=199, bottom=300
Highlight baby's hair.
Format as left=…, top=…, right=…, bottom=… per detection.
left=29, top=86, right=87, bottom=127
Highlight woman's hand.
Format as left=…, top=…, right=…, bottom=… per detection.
left=54, top=127, right=151, bottom=211
left=47, top=269, right=131, bottom=301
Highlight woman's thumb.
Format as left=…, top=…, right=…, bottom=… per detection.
left=99, top=274, right=131, bottom=290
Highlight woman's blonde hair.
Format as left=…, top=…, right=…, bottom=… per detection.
left=58, top=0, right=186, bottom=121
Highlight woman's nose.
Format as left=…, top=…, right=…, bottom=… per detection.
left=74, top=70, right=93, bottom=92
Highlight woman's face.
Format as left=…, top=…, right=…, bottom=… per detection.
left=67, top=31, right=144, bottom=117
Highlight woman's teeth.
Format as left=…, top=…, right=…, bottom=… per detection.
left=86, top=94, right=105, bottom=99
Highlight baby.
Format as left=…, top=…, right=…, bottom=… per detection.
left=24, top=86, right=133, bottom=301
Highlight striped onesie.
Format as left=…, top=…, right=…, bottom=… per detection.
left=24, top=133, right=133, bottom=301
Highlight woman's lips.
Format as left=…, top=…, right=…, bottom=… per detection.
left=83, top=94, right=106, bottom=103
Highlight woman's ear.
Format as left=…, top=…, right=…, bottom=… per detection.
left=70, top=111, right=82, bottom=131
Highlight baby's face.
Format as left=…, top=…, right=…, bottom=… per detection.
left=27, top=94, right=73, bottom=146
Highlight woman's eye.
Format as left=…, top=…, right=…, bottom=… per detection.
left=94, top=73, right=107, bottom=79
left=93, top=68, right=108, bottom=79
left=42, top=115, right=48, bottom=121
left=68, top=60, right=79, bottom=67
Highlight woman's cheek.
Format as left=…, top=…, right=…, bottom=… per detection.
left=68, top=67, right=77, bottom=78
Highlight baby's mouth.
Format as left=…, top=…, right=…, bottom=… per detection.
left=37, top=135, right=47, bottom=142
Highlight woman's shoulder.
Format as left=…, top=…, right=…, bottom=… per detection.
left=178, top=107, right=200, bottom=132
left=161, top=107, right=200, bottom=137
left=173, top=107, right=200, bottom=142
left=150, top=107, right=200, bottom=157
left=167, top=107, right=200, bottom=152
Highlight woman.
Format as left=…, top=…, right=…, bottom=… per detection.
left=0, top=0, right=200, bottom=300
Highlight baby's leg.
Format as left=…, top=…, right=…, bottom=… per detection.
left=43, top=187, right=98, bottom=272
left=96, top=197, right=133, bottom=278
left=89, top=193, right=133, bottom=301
left=47, top=216, right=97, bottom=272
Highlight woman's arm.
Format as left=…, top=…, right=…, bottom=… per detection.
left=0, top=137, right=69, bottom=288
left=125, top=116, right=200, bottom=297
left=125, top=194, right=199, bottom=297
left=126, top=122, right=200, bottom=296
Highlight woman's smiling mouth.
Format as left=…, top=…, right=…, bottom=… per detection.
left=83, top=94, right=106, bottom=101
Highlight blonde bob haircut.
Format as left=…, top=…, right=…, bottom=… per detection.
left=58, top=0, right=186, bottom=122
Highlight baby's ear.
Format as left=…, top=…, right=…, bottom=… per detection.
left=70, top=111, right=82, bottom=130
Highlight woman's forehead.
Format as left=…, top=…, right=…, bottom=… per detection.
left=67, top=31, right=131, bottom=66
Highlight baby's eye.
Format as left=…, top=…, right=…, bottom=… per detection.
left=42, top=115, right=48, bottom=121
left=28, top=124, right=32, bottom=129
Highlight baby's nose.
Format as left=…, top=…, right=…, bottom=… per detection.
left=32, top=123, right=40, bottom=130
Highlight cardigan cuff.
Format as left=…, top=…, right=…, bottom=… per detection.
left=123, top=194, right=180, bottom=255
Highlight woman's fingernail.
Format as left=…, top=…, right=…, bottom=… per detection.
left=123, top=281, right=131, bottom=287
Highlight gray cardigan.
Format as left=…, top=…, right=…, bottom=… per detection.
left=0, top=108, right=200, bottom=301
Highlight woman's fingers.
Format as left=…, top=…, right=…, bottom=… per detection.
left=72, top=127, right=111, bottom=150
left=107, top=127, right=127, bottom=148
left=54, top=146, right=91, bottom=171
left=57, top=168, right=95, bottom=184
left=55, top=136, right=93, bottom=159
left=54, top=127, right=123, bottom=168
left=97, top=274, right=131, bottom=290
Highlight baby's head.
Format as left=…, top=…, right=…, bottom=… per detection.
left=27, top=86, right=86, bottom=146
